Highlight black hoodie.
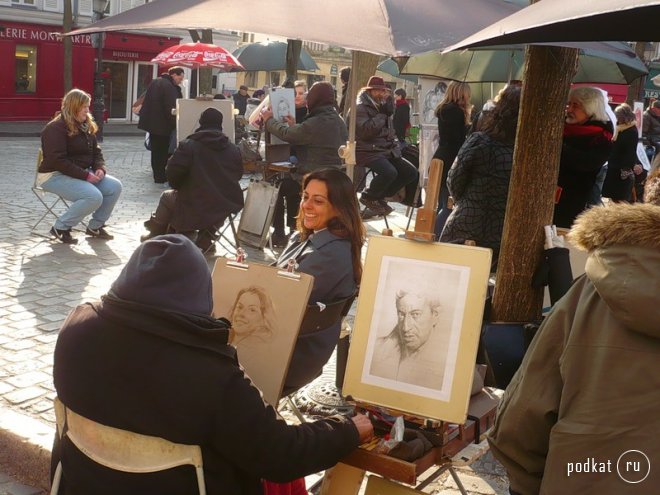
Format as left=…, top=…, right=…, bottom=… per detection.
left=166, top=128, right=244, bottom=231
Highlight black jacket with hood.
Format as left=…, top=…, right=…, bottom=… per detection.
left=52, top=235, right=359, bottom=495
left=166, top=128, right=244, bottom=232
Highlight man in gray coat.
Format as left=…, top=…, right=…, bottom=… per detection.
left=262, top=82, right=347, bottom=246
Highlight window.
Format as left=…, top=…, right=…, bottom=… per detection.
left=11, top=0, right=36, bottom=5
left=269, top=71, right=280, bottom=87
left=244, top=71, right=258, bottom=87
left=15, top=44, right=37, bottom=93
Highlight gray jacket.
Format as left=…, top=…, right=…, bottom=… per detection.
left=265, top=105, right=347, bottom=174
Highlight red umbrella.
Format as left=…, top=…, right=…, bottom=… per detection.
left=152, top=42, right=243, bottom=96
left=151, top=42, right=244, bottom=71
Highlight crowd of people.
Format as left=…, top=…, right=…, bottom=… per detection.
left=40, top=66, right=660, bottom=494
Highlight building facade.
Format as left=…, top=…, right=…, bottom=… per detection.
left=0, top=0, right=187, bottom=121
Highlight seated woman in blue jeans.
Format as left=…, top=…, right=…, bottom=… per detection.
left=38, top=89, right=122, bottom=244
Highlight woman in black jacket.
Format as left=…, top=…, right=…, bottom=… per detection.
left=432, top=81, right=472, bottom=236
left=602, top=103, right=638, bottom=203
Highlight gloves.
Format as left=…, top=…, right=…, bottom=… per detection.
left=379, top=96, right=394, bottom=116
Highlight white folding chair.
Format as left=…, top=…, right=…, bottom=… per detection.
left=50, top=397, right=206, bottom=495
left=31, top=149, right=86, bottom=235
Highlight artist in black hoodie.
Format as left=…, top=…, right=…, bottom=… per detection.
left=52, top=235, right=372, bottom=495
left=141, top=108, right=244, bottom=252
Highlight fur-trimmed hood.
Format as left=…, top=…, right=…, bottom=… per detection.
left=568, top=204, right=660, bottom=338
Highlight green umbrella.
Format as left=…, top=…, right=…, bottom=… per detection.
left=397, top=41, right=647, bottom=84
left=232, top=41, right=319, bottom=72
left=376, top=58, right=419, bottom=83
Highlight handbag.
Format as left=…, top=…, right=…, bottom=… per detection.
left=131, top=92, right=145, bottom=116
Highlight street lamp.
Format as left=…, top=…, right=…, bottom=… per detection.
left=91, top=0, right=109, bottom=141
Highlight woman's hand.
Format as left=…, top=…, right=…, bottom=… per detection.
left=86, top=172, right=101, bottom=184
left=94, top=169, right=105, bottom=180
left=350, top=414, right=374, bottom=444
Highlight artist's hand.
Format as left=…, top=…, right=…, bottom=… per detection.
left=284, top=115, right=295, bottom=127
left=379, top=95, right=394, bottom=116
left=261, top=107, right=274, bottom=123
left=351, top=414, right=374, bottom=444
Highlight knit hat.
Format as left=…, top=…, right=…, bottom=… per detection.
left=197, top=107, right=223, bottom=131
left=306, top=81, right=336, bottom=112
left=110, top=234, right=213, bottom=315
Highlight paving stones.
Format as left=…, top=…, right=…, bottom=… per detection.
left=0, top=134, right=510, bottom=495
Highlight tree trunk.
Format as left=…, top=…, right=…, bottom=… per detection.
left=187, top=29, right=214, bottom=97
left=199, top=29, right=213, bottom=96
left=491, top=45, right=578, bottom=322
left=627, top=42, right=647, bottom=104
left=285, top=39, right=303, bottom=85
left=63, top=0, right=73, bottom=92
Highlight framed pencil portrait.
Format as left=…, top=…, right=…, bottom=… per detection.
left=343, top=236, right=492, bottom=423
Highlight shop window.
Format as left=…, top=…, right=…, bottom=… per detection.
left=11, top=0, right=37, bottom=6
left=244, top=71, right=258, bottom=87
left=15, top=44, right=37, bottom=93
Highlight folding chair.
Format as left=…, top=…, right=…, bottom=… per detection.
left=214, top=213, right=240, bottom=253
left=31, top=149, right=86, bottom=236
left=50, top=397, right=206, bottom=495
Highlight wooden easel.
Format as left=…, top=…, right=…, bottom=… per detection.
left=405, top=158, right=443, bottom=242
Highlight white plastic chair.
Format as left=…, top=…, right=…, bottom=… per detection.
left=50, top=397, right=206, bottom=495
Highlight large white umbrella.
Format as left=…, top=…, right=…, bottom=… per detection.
left=69, top=0, right=528, bottom=57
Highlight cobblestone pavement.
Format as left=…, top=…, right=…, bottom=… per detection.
left=0, top=135, right=509, bottom=494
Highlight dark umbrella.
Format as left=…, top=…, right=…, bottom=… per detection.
left=395, top=42, right=647, bottom=84
left=446, top=0, right=660, bottom=50
left=68, top=0, right=528, bottom=56
left=232, top=41, right=318, bottom=72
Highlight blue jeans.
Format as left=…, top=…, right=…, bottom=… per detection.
left=41, top=172, right=122, bottom=230
left=363, top=155, right=418, bottom=199
left=434, top=185, right=452, bottom=237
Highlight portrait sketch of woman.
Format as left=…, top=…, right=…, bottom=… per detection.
left=230, top=286, right=278, bottom=346
left=211, top=260, right=314, bottom=405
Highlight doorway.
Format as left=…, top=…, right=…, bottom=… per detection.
left=131, top=63, right=156, bottom=122
left=101, top=61, right=130, bottom=120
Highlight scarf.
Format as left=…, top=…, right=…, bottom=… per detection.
left=563, top=122, right=613, bottom=141
left=613, top=121, right=637, bottom=141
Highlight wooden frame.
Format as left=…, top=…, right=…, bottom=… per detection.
left=343, top=236, right=491, bottom=423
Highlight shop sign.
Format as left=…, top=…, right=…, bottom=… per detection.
left=644, top=67, right=660, bottom=99
left=0, top=26, right=92, bottom=46
left=112, top=50, right=140, bottom=59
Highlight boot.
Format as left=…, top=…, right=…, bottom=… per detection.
left=195, top=229, right=217, bottom=254
left=140, top=215, right=168, bottom=242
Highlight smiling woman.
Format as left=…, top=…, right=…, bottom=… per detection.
left=273, top=168, right=366, bottom=395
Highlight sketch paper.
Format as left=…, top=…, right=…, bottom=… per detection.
left=343, top=236, right=492, bottom=423
left=211, top=259, right=313, bottom=405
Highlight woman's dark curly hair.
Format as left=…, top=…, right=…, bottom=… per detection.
left=480, top=85, right=522, bottom=145
left=296, top=168, right=366, bottom=284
